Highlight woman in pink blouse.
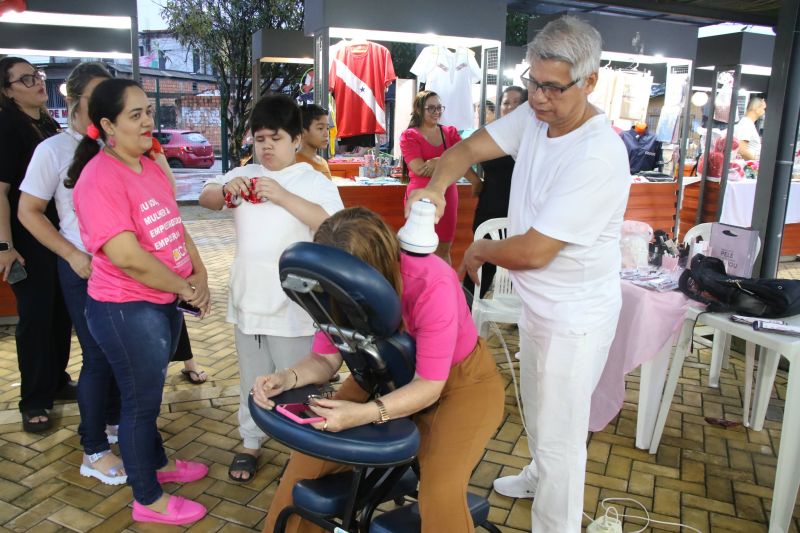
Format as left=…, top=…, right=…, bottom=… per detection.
left=400, top=91, right=482, bottom=264
left=69, top=78, right=211, bottom=526
left=254, top=207, right=504, bottom=533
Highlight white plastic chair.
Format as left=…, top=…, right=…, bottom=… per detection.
left=681, top=222, right=712, bottom=247
left=682, top=223, right=761, bottom=390
left=470, top=218, right=522, bottom=338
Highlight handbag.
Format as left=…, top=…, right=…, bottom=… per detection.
left=679, top=254, right=800, bottom=318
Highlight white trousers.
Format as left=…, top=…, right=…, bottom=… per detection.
left=518, top=311, right=619, bottom=533
left=234, top=328, right=312, bottom=450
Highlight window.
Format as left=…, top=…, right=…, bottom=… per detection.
left=153, top=132, right=172, bottom=144
left=193, top=50, right=200, bottom=73
left=184, top=133, right=208, bottom=143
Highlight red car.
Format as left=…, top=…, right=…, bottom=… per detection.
left=152, top=129, right=215, bottom=169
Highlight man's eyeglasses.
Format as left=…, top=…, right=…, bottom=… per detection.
left=424, top=105, right=445, bottom=113
left=8, top=70, right=46, bottom=88
left=520, top=68, right=579, bottom=99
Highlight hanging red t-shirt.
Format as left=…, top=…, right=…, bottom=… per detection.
left=330, top=41, right=396, bottom=138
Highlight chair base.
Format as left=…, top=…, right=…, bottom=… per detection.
left=292, top=467, right=418, bottom=519
left=369, top=493, right=499, bottom=533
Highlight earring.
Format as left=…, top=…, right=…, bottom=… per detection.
left=108, top=136, right=116, bottom=148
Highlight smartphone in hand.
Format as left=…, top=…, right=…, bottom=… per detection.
left=176, top=299, right=202, bottom=317
left=7, top=261, right=27, bottom=285
left=276, top=403, right=325, bottom=424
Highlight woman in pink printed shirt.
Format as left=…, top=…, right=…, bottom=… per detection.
left=69, top=79, right=210, bottom=527
left=253, top=207, right=505, bottom=533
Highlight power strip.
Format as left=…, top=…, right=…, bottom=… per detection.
left=587, top=515, right=623, bottom=533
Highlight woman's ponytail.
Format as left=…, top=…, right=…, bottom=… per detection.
left=66, top=136, right=100, bottom=188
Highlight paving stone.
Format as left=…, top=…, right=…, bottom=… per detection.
left=4, top=499, right=65, bottom=530
left=0, top=443, right=37, bottom=465
left=209, top=500, right=263, bottom=528
left=10, top=480, right=67, bottom=510
left=86, top=507, right=134, bottom=533
left=0, top=218, right=797, bottom=532
left=48, top=504, right=103, bottom=531
left=0, top=501, right=22, bottom=524
left=89, top=487, right=133, bottom=519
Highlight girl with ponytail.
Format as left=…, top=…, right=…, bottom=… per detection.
left=70, top=78, right=211, bottom=526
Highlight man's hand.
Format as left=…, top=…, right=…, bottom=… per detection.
left=458, top=240, right=488, bottom=285
left=67, top=249, right=92, bottom=279
left=0, top=248, right=24, bottom=283
left=253, top=177, right=290, bottom=205
left=405, top=188, right=446, bottom=221
left=222, top=176, right=250, bottom=198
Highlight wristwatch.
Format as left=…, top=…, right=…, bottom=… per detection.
left=0, top=241, right=12, bottom=252
left=373, top=398, right=390, bottom=424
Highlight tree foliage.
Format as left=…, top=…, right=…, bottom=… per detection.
left=506, top=11, right=532, bottom=47
left=160, top=0, right=305, bottom=166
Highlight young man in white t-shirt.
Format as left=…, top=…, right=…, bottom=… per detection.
left=408, top=16, right=631, bottom=532
left=734, top=95, right=766, bottom=161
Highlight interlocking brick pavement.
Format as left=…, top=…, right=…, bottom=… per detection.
left=0, top=208, right=798, bottom=531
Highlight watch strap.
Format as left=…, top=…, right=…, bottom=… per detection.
left=373, top=398, right=390, bottom=424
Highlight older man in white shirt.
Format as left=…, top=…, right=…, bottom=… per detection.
left=407, top=15, right=631, bottom=532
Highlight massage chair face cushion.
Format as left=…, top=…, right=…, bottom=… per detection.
left=279, top=242, right=415, bottom=393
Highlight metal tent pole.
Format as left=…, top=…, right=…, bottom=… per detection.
left=753, top=0, right=800, bottom=277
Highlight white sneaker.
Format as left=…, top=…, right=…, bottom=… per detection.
left=493, top=473, right=537, bottom=499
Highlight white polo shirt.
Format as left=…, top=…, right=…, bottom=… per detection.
left=20, top=128, right=86, bottom=252
left=485, top=104, right=631, bottom=328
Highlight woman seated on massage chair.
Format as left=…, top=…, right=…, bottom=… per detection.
left=253, top=206, right=505, bottom=533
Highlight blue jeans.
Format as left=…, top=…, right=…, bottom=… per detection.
left=57, top=258, right=121, bottom=455
left=86, top=296, right=183, bottom=505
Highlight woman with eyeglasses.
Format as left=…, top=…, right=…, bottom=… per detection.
left=0, top=56, right=74, bottom=433
left=399, top=90, right=482, bottom=264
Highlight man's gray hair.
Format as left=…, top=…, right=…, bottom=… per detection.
left=527, top=15, right=602, bottom=87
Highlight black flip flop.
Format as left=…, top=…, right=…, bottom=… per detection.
left=22, top=409, right=52, bottom=433
left=180, top=369, right=207, bottom=385
left=228, top=453, right=258, bottom=483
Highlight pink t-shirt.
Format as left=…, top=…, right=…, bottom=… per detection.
left=312, top=252, right=478, bottom=380
left=399, top=125, right=462, bottom=181
left=74, top=151, right=192, bottom=304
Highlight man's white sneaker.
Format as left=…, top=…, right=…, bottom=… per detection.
left=493, top=473, right=537, bottom=499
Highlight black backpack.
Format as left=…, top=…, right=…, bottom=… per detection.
left=679, top=254, right=800, bottom=318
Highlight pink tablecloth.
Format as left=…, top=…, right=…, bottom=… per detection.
left=589, top=281, right=692, bottom=431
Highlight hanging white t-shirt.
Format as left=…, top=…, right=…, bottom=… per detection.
left=485, top=104, right=631, bottom=328
left=734, top=116, right=761, bottom=160
left=411, top=46, right=481, bottom=130
left=20, top=128, right=85, bottom=252
left=204, top=162, right=344, bottom=336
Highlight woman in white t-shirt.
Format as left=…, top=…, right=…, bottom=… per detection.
left=17, top=62, right=126, bottom=485
left=198, top=95, right=343, bottom=483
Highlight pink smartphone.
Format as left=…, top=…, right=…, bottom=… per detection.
left=276, top=403, right=325, bottom=424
